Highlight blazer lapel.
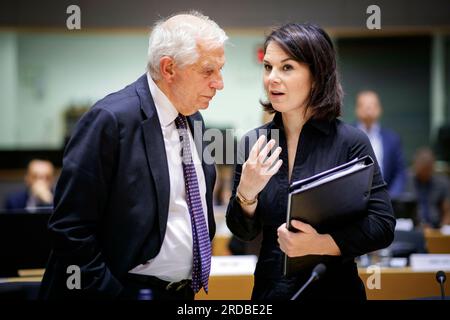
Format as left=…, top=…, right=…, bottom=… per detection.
left=135, top=74, right=215, bottom=243
left=136, top=75, right=170, bottom=243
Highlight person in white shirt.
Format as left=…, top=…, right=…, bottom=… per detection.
left=39, top=11, right=227, bottom=300
left=355, top=90, right=407, bottom=198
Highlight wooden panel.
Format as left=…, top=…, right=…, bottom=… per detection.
left=197, top=268, right=450, bottom=300
left=360, top=268, right=450, bottom=300
left=425, top=229, right=450, bottom=253
left=4, top=267, right=448, bottom=300
left=196, top=275, right=253, bottom=300
left=212, top=236, right=231, bottom=256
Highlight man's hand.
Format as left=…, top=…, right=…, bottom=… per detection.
left=277, top=220, right=341, bottom=257
left=31, top=180, right=53, bottom=204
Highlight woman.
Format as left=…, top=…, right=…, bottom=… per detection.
left=226, top=23, right=395, bottom=300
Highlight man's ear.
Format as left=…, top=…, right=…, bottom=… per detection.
left=159, top=56, right=175, bottom=82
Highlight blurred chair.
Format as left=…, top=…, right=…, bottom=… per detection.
left=0, top=212, right=52, bottom=277
left=391, top=196, right=418, bottom=226
left=388, top=230, right=428, bottom=258
left=0, top=282, right=41, bottom=300
left=0, top=212, right=51, bottom=299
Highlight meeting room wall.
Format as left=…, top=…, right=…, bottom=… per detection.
left=446, top=37, right=450, bottom=120
left=0, top=32, right=18, bottom=149
left=336, top=36, right=433, bottom=163
left=0, top=30, right=448, bottom=165
left=0, top=31, right=265, bottom=150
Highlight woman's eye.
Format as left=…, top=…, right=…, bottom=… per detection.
left=264, top=64, right=272, bottom=71
left=283, top=64, right=293, bottom=71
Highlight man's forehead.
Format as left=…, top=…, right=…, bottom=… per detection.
left=29, top=161, right=53, bottom=172
left=197, top=51, right=225, bottom=67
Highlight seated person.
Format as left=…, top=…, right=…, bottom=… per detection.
left=4, top=159, right=55, bottom=211
left=404, top=147, right=450, bottom=228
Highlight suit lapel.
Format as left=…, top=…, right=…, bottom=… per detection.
left=136, top=75, right=170, bottom=243
left=136, top=73, right=215, bottom=242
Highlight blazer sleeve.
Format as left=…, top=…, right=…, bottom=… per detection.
left=48, top=106, right=122, bottom=298
left=329, top=130, right=396, bottom=258
left=226, top=133, right=263, bottom=241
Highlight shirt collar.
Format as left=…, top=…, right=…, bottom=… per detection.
left=272, top=112, right=333, bottom=135
left=357, top=122, right=380, bottom=135
left=146, top=73, right=178, bottom=127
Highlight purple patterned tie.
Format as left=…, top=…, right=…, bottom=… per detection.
left=174, top=114, right=211, bottom=293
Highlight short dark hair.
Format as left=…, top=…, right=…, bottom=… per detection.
left=261, top=23, right=343, bottom=121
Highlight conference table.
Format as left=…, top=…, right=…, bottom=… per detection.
left=424, top=228, right=450, bottom=253
left=202, top=230, right=450, bottom=300
left=195, top=266, right=450, bottom=300
left=2, top=227, right=449, bottom=300
left=1, top=264, right=448, bottom=300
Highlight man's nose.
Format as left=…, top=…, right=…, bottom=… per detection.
left=211, top=73, right=224, bottom=90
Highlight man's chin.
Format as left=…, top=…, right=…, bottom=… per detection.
left=182, top=103, right=210, bottom=116
left=198, top=102, right=210, bottom=110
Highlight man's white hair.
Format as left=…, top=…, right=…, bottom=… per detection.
left=147, top=10, right=228, bottom=80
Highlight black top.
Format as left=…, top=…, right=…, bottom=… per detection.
left=226, top=112, right=395, bottom=300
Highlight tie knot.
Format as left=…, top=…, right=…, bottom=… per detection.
left=175, top=114, right=187, bottom=130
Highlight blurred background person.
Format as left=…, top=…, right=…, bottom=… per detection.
left=405, top=147, right=450, bottom=229
left=355, top=90, right=407, bottom=198
left=4, top=159, right=55, bottom=211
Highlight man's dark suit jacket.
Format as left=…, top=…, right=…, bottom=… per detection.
left=355, top=123, right=406, bottom=198
left=4, top=189, right=29, bottom=210
left=379, top=127, right=406, bottom=198
left=39, top=74, right=216, bottom=299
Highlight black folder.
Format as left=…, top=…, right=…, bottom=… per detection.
left=283, top=156, right=374, bottom=277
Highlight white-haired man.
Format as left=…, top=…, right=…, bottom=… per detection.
left=40, top=11, right=227, bottom=300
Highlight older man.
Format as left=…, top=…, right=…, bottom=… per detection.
left=40, top=11, right=227, bottom=300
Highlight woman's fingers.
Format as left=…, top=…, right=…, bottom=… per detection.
left=265, top=159, right=283, bottom=176
left=248, top=135, right=267, bottom=163
left=257, top=139, right=276, bottom=163
left=290, top=219, right=317, bottom=234
left=264, top=146, right=282, bottom=167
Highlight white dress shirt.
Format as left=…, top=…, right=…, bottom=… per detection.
left=128, top=73, right=208, bottom=282
left=358, top=122, right=384, bottom=174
